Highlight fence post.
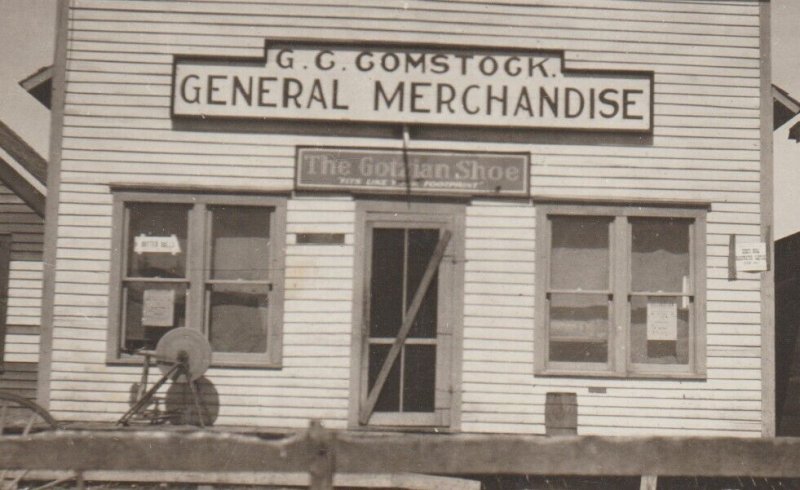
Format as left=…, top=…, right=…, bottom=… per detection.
left=308, top=419, right=335, bottom=490
left=640, top=475, right=657, bottom=490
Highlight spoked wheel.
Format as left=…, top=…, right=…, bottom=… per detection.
left=0, top=390, right=58, bottom=436
left=0, top=390, right=62, bottom=490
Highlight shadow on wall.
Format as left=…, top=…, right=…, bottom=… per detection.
left=127, top=376, right=220, bottom=427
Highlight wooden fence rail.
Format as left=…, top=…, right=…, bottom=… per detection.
left=4, top=421, right=800, bottom=488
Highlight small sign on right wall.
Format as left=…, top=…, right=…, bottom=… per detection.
left=734, top=239, right=769, bottom=274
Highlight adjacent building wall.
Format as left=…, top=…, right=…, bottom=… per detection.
left=0, top=182, right=44, bottom=399
left=45, top=0, right=767, bottom=436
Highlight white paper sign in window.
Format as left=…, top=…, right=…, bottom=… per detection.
left=647, top=298, right=677, bottom=341
left=142, top=288, right=176, bottom=327
left=134, top=234, right=182, bottom=255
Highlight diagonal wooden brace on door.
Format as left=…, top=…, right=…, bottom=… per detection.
left=359, top=229, right=452, bottom=425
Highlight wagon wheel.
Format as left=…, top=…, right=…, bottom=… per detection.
left=0, top=390, right=59, bottom=436
left=0, top=390, right=62, bottom=490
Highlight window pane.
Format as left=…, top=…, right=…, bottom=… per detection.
left=369, top=343, right=400, bottom=412
left=208, top=283, right=269, bottom=353
left=210, top=206, right=271, bottom=281
left=550, top=216, right=611, bottom=291
left=549, top=293, right=609, bottom=363
left=406, top=229, right=439, bottom=339
left=123, top=282, right=187, bottom=351
left=127, top=204, right=189, bottom=279
left=631, top=218, right=691, bottom=292
left=403, top=344, right=436, bottom=412
left=630, top=295, right=690, bottom=365
left=369, top=228, right=405, bottom=338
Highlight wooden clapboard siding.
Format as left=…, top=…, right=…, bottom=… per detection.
left=49, top=0, right=766, bottom=435
left=49, top=193, right=358, bottom=425
left=0, top=362, right=38, bottom=400
left=0, top=181, right=44, bottom=400
left=461, top=199, right=760, bottom=437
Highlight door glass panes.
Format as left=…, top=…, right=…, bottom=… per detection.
left=206, top=206, right=271, bottom=353
left=548, top=293, right=609, bottom=363
left=631, top=218, right=691, bottom=293
left=403, top=345, right=436, bottom=412
left=550, top=216, right=611, bottom=291
left=369, top=229, right=404, bottom=338
left=630, top=295, right=690, bottom=365
left=368, top=344, right=401, bottom=412
left=367, top=226, right=440, bottom=414
left=123, top=204, right=190, bottom=351
left=406, top=229, right=439, bottom=339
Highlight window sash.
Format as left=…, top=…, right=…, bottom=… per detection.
left=535, top=204, right=706, bottom=378
left=108, top=192, right=286, bottom=368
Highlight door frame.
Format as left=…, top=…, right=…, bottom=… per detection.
left=349, top=199, right=465, bottom=431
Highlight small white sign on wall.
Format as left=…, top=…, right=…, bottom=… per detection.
left=735, top=241, right=768, bottom=273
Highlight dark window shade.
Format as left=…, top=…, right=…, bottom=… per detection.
left=210, top=206, right=271, bottom=281
left=550, top=216, right=611, bottom=291
left=207, top=206, right=272, bottom=354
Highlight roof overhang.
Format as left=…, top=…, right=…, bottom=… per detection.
left=773, top=84, right=800, bottom=130
left=0, top=120, right=47, bottom=217
left=18, top=65, right=53, bottom=109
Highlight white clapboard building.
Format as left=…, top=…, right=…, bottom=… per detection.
left=37, top=0, right=774, bottom=437
left=0, top=119, right=47, bottom=401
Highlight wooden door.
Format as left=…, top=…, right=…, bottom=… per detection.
left=353, top=204, right=463, bottom=429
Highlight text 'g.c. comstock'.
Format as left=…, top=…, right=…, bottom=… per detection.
left=171, top=41, right=653, bottom=132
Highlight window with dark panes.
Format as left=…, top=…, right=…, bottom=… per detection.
left=535, top=203, right=706, bottom=378
left=206, top=206, right=272, bottom=354
left=548, top=216, right=612, bottom=366
left=110, top=193, right=286, bottom=367
left=122, top=204, right=189, bottom=352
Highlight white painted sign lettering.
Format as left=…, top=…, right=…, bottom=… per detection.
left=735, top=241, right=767, bottom=273
left=134, top=234, right=182, bottom=255
left=172, top=43, right=653, bottom=132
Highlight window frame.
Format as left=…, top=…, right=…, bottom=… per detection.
left=534, top=201, right=707, bottom=379
left=107, top=190, right=287, bottom=368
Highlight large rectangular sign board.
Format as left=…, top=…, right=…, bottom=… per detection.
left=296, top=147, right=530, bottom=197
left=172, top=41, right=653, bottom=132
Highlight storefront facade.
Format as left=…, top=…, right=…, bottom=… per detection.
left=40, top=0, right=773, bottom=436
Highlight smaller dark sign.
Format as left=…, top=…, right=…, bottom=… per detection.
left=296, top=147, right=529, bottom=197
left=296, top=233, right=346, bottom=245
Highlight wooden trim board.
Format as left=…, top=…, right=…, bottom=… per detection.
left=37, top=0, right=70, bottom=410
left=759, top=0, right=776, bottom=438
